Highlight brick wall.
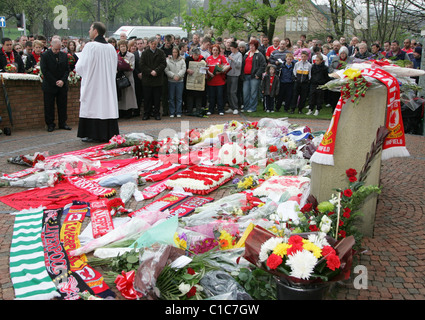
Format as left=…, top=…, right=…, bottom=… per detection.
left=0, top=79, right=81, bottom=131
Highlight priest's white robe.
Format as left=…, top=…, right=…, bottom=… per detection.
left=75, top=41, right=118, bottom=119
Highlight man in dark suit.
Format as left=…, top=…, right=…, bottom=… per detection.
left=0, top=37, right=25, bottom=73
left=140, top=37, right=166, bottom=120
left=40, top=38, right=71, bottom=132
left=133, top=38, right=144, bottom=116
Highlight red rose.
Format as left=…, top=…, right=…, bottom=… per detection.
left=187, top=286, right=197, bottom=298
left=338, top=230, right=346, bottom=238
left=309, top=225, right=318, bottom=232
left=348, top=176, right=357, bottom=182
left=300, top=203, right=313, bottom=213
left=343, top=189, right=353, bottom=197
left=326, top=254, right=341, bottom=271
left=266, top=254, right=283, bottom=270
left=187, top=268, right=195, bottom=275
left=343, top=207, right=351, bottom=219
left=345, top=168, right=357, bottom=177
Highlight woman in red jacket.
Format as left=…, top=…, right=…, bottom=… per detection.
left=205, top=44, right=230, bottom=115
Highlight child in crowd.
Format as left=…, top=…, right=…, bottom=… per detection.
left=261, top=64, right=280, bottom=112
left=275, top=53, right=295, bottom=112
left=307, top=53, right=329, bottom=116
left=290, top=51, right=311, bottom=114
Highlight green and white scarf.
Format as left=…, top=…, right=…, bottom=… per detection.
left=10, top=207, right=60, bottom=300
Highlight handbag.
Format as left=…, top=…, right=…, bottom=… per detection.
left=116, top=71, right=131, bottom=89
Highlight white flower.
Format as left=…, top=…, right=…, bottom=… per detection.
left=259, top=237, right=283, bottom=262
left=178, top=283, right=191, bottom=295
left=307, top=232, right=330, bottom=248
left=286, top=250, right=318, bottom=280
left=320, top=216, right=332, bottom=233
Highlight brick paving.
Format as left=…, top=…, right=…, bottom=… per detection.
left=0, top=113, right=424, bottom=300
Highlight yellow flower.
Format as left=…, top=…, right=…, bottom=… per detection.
left=219, top=230, right=235, bottom=250
left=343, top=68, right=362, bottom=80
left=238, top=176, right=254, bottom=189
left=268, top=167, right=278, bottom=177
left=273, top=243, right=292, bottom=257
left=302, top=240, right=322, bottom=259
left=174, top=233, right=187, bottom=249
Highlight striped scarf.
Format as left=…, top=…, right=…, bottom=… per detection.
left=10, top=207, right=60, bottom=300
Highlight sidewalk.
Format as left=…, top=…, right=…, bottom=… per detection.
left=0, top=113, right=424, bottom=300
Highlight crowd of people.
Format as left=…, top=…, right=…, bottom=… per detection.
left=0, top=28, right=423, bottom=134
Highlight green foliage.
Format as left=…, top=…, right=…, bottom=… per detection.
left=182, top=0, right=299, bottom=39
left=234, top=267, right=276, bottom=300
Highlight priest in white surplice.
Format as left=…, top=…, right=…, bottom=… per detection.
left=75, top=22, right=119, bottom=142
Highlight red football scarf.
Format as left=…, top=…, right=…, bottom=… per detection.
left=311, top=67, right=409, bottom=166
left=90, top=199, right=114, bottom=239
left=168, top=196, right=214, bottom=217
left=65, top=176, right=116, bottom=198
left=60, top=201, right=115, bottom=299
left=2, top=48, right=15, bottom=64
left=0, top=180, right=99, bottom=211
left=139, top=162, right=187, bottom=182
left=42, top=208, right=94, bottom=300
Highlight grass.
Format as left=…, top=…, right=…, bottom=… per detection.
left=243, top=101, right=334, bottom=120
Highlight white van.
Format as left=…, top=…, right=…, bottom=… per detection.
left=112, top=26, right=188, bottom=40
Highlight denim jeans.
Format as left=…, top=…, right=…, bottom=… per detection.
left=207, top=84, right=224, bottom=114
left=168, top=81, right=184, bottom=116
left=243, top=77, right=261, bottom=111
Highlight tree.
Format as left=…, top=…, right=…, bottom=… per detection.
left=182, top=0, right=300, bottom=40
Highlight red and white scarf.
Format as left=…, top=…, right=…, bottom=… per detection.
left=2, top=47, right=15, bottom=64
left=311, top=67, right=409, bottom=166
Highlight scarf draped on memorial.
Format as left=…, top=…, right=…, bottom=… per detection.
left=10, top=207, right=61, bottom=300
left=310, top=67, right=409, bottom=166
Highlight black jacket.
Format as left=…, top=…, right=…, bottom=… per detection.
left=241, top=50, right=267, bottom=80
left=310, top=62, right=330, bottom=85
left=0, top=49, right=25, bottom=73
left=140, top=48, right=166, bottom=87
left=40, top=49, right=69, bottom=93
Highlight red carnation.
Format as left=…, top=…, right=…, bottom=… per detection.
left=343, top=207, right=351, bottom=218
left=348, top=176, right=357, bottom=182
left=343, top=189, right=353, bottom=197
left=287, top=243, right=303, bottom=256
left=321, top=245, right=336, bottom=257
left=269, top=145, right=278, bottom=153
left=326, top=254, right=341, bottom=271
left=266, top=254, right=283, bottom=270
left=187, top=268, right=196, bottom=275
left=288, top=235, right=304, bottom=245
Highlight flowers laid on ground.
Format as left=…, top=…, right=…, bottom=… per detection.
left=217, top=143, right=245, bottom=167
left=165, top=165, right=235, bottom=194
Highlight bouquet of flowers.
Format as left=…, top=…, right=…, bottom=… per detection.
left=243, top=225, right=355, bottom=287
left=132, top=140, right=161, bottom=158
left=68, top=70, right=81, bottom=85
left=5, top=63, right=17, bottom=73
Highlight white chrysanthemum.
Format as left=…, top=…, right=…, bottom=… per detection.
left=259, top=237, right=284, bottom=262
left=286, top=250, right=318, bottom=280
left=308, top=232, right=330, bottom=249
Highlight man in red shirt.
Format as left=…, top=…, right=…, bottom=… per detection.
left=265, top=37, right=280, bottom=60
